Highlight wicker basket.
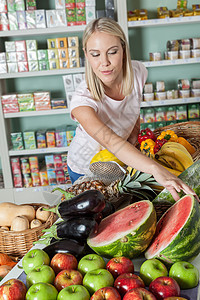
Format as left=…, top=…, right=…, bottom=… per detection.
left=153, top=121, right=200, bottom=161
left=0, top=204, right=57, bottom=258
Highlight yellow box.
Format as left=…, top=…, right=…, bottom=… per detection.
left=68, top=47, right=79, bottom=58
left=58, top=48, right=68, bottom=59
left=68, top=36, right=79, bottom=48
left=47, top=49, right=58, bottom=60
left=49, top=59, right=59, bottom=70
left=59, top=59, right=69, bottom=69
left=56, top=37, right=68, bottom=49
left=69, top=57, right=80, bottom=68
left=47, top=38, right=57, bottom=49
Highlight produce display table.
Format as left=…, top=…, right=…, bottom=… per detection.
left=1, top=241, right=200, bottom=299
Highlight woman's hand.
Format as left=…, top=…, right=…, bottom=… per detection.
left=152, top=163, right=199, bottom=202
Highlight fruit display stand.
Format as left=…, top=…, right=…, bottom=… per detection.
left=1, top=242, right=200, bottom=299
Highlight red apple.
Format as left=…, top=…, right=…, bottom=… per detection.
left=0, top=278, right=27, bottom=300
left=90, top=287, right=121, bottom=300
left=106, top=256, right=134, bottom=278
left=123, top=287, right=157, bottom=300
left=54, top=269, right=83, bottom=291
left=164, top=298, right=187, bottom=300
left=50, top=253, right=78, bottom=274
left=114, top=273, right=145, bottom=296
left=149, top=277, right=180, bottom=300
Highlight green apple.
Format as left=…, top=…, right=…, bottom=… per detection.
left=26, top=265, right=55, bottom=288
left=78, top=254, right=106, bottom=275
left=57, top=285, right=90, bottom=300
left=25, top=282, right=58, bottom=300
left=169, top=261, right=199, bottom=289
left=139, top=259, right=168, bottom=286
left=83, top=268, right=114, bottom=295
left=22, top=249, right=50, bottom=274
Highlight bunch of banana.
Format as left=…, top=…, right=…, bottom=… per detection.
left=154, top=142, right=194, bottom=176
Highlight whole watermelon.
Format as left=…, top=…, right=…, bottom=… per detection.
left=145, top=194, right=200, bottom=264
left=87, top=200, right=156, bottom=259
left=153, top=160, right=200, bottom=204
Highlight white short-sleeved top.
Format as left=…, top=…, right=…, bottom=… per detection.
left=67, top=60, right=148, bottom=174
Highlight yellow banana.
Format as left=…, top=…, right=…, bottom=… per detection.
left=156, top=154, right=185, bottom=172
left=154, top=158, right=182, bottom=176
left=160, top=142, right=192, bottom=160
left=156, top=146, right=193, bottom=170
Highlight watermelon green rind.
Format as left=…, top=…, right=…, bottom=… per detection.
left=145, top=195, right=200, bottom=264
left=87, top=200, right=157, bottom=259
left=153, top=160, right=200, bottom=204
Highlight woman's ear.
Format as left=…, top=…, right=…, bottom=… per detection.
left=83, top=47, right=87, bottom=58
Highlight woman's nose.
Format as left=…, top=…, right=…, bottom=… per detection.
left=100, top=54, right=110, bottom=66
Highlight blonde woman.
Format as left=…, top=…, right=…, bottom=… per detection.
left=67, top=17, right=197, bottom=201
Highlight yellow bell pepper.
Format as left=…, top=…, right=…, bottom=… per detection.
left=140, top=138, right=155, bottom=158
left=157, top=130, right=178, bottom=142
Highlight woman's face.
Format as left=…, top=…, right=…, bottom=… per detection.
left=85, top=31, right=124, bottom=88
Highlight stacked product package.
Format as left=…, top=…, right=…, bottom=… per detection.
left=0, top=36, right=81, bottom=73
left=10, top=153, right=71, bottom=188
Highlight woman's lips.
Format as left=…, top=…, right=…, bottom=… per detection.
left=101, top=70, right=113, bottom=75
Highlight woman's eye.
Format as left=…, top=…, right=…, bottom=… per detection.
left=91, top=53, right=100, bottom=57
left=108, top=50, right=118, bottom=55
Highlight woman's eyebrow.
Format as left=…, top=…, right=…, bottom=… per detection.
left=88, top=45, right=119, bottom=52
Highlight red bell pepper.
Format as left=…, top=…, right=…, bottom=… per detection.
left=154, top=139, right=168, bottom=154
left=138, top=128, right=157, bottom=144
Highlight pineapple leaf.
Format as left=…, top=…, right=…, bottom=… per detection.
left=135, top=173, right=153, bottom=182
left=121, top=173, right=132, bottom=186
left=132, top=170, right=141, bottom=180
left=125, top=181, right=142, bottom=189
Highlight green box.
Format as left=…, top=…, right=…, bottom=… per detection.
left=188, top=104, right=200, bottom=119
left=176, top=105, right=187, bottom=120
left=39, top=60, right=49, bottom=71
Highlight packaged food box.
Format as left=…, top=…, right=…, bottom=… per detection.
left=37, top=49, right=48, bottom=61
left=165, top=106, right=176, bottom=121
left=7, top=62, right=18, bottom=73
left=23, top=131, right=36, bottom=149
left=23, top=173, right=33, bottom=188
left=20, top=157, right=31, bottom=174
left=143, top=93, right=154, bottom=102
left=156, top=81, right=165, bottom=92
left=66, top=128, right=76, bottom=146
left=10, top=157, right=23, bottom=189
left=0, top=12, right=9, bottom=31
left=18, top=61, right=29, bottom=73
left=155, top=121, right=166, bottom=129
left=176, top=105, right=187, bottom=120
left=46, top=130, right=56, bottom=148
left=66, top=7, right=76, bottom=26
left=76, top=3, right=86, bottom=25
left=47, top=169, right=57, bottom=185
left=154, top=107, right=166, bottom=122
left=191, top=89, right=200, bottom=97
left=35, top=9, right=46, bottom=28
left=54, top=154, right=63, bottom=170
left=36, top=131, right=46, bottom=148
left=178, top=89, right=190, bottom=99
left=8, top=12, right=18, bottom=30
left=2, top=102, right=19, bottom=113
left=56, top=169, right=65, bottom=184
left=143, top=108, right=155, bottom=123
left=144, top=82, right=153, bottom=94
left=26, top=11, right=36, bottom=29
left=29, top=156, right=39, bottom=172
left=39, top=60, right=49, bottom=71
left=155, top=92, right=167, bottom=101
left=45, top=154, right=54, bottom=170
left=26, top=0, right=37, bottom=11
left=49, top=59, right=59, bottom=70
left=31, top=171, right=40, bottom=187
left=10, top=132, right=24, bottom=150
left=39, top=171, right=49, bottom=186
left=55, top=129, right=68, bottom=147
left=149, top=52, right=162, bottom=61
left=51, top=99, right=67, bottom=109
left=68, top=36, right=79, bottom=48
left=56, top=37, right=68, bottom=49
left=166, top=90, right=178, bottom=99
left=188, top=104, right=200, bottom=119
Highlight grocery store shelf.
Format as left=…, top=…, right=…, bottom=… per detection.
left=0, top=25, right=86, bottom=38
left=128, top=15, right=200, bottom=28
left=9, top=146, right=69, bottom=156
left=141, top=97, right=200, bottom=108
left=0, top=67, right=85, bottom=79
left=4, top=108, right=70, bottom=118
left=142, top=57, right=200, bottom=67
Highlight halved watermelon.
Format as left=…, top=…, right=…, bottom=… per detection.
left=145, top=194, right=200, bottom=264
left=87, top=200, right=156, bottom=259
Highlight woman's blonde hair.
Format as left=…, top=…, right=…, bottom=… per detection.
left=83, top=17, right=134, bottom=101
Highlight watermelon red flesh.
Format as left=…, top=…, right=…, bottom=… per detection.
left=87, top=200, right=156, bottom=259
left=145, top=194, right=200, bottom=263
left=90, top=201, right=152, bottom=246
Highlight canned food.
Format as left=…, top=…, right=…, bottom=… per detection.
left=191, top=49, right=200, bottom=58
left=179, top=50, right=191, bottom=59
left=178, top=89, right=190, bottom=98
left=167, top=90, right=178, bottom=99
left=155, top=92, right=167, bottom=100
left=143, top=93, right=154, bottom=102
left=167, top=51, right=179, bottom=60
left=179, top=39, right=191, bottom=51
left=191, top=89, right=200, bottom=97
left=167, top=40, right=179, bottom=51
left=178, top=79, right=190, bottom=90
left=149, top=52, right=162, bottom=61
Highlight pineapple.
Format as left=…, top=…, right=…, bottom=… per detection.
left=65, top=169, right=161, bottom=201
